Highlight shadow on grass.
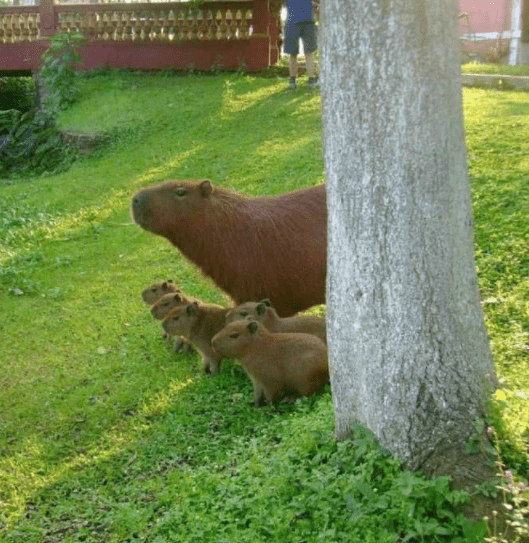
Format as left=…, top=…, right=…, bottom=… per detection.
left=3, top=363, right=331, bottom=541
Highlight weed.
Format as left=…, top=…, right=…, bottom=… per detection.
left=483, top=425, right=529, bottom=543
left=236, top=56, right=247, bottom=74
left=39, top=31, right=86, bottom=113
left=210, top=55, right=223, bottom=75
left=185, top=62, right=197, bottom=75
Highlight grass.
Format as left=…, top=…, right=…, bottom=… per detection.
left=461, top=62, right=529, bottom=76
left=464, top=89, right=529, bottom=473
left=0, top=71, right=528, bottom=542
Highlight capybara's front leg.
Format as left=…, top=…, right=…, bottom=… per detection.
left=203, top=356, right=221, bottom=375
left=173, top=337, right=194, bottom=353
left=173, top=336, right=185, bottom=351
left=180, top=339, right=195, bottom=353
left=252, top=382, right=267, bottom=407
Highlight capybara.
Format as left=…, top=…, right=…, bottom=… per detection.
left=162, top=301, right=229, bottom=374
left=143, top=282, right=196, bottom=352
left=211, top=320, right=329, bottom=406
left=150, top=291, right=198, bottom=320
left=131, top=179, right=326, bottom=317
left=142, top=280, right=181, bottom=305
left=150, top=291, right=198, bottom=352
left=225, top=299, right=327, bottom=344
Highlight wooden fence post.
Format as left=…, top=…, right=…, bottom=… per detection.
left=268, top=0, right=281, bottom=65
left=39, top=0, right=55, bottom=38
left=249, top=0, right=271, bottom=69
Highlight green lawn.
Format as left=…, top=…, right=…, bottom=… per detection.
left=0, top=72, right=528, bottom=542
left=462, top=62, right=529, bottom=76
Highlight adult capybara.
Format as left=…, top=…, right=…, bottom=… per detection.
left=142, top=280, right=181, bottom=305
left=162, top=301, right=229, bottom=374
left=225, top=299, right=327, bottom=344
left=131, top=179, right=326, bottom=317
left=211, top=320, right=329, bottom=406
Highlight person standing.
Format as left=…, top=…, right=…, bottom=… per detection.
left=284, top=0, right=319, bottom=89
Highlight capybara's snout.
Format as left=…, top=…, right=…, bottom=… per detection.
left=131, top=189, right=152, bottom=227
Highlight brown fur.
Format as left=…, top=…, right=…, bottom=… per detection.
left=225, top=299, right=327, bottom=345
left=162, top=301, right=229, bottom=374
left=211, top=320, right=329, bottom=406
left=142, top=280, right=180, bottom=305
left=143, top=282, right=197, bottom=352
left=131, top=179, right=326, bottom=317
left=150, top=292, right=197, bottom=320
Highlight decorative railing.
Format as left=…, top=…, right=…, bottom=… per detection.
left=0, top=0, right=255, bottom=43
left=55, top=4, right=253, bottom=41
left=0, top=0, right=280, bottom=72
left=0, top=8, right=41, bottom=42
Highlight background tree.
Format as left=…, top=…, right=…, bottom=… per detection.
left=320, top=0, right=496, bottom=484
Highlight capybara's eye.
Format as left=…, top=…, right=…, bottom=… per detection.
left=172, top=316, right=180, bottom=321
left=240, top=311, right=248, bottom=317
left=174, top=188, right=187, bottom=197
left=229, top=333, right=240, bottom=339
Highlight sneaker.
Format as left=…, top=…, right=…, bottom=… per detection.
left=308, top=77, right=319, bottom=89
left=289, top=77, right=297, bottom=90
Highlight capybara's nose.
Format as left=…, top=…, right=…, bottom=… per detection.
left=131, top=191, right=149, bottom=225
left=132, top=191, right=150, bottom=215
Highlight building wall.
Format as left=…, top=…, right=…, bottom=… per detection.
left=458, top=0, right=525, bottom=63
left=459, top=0, right=512, bottom=35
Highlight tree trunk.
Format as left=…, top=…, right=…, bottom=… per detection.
left=320, top=0, right=496, bottom=474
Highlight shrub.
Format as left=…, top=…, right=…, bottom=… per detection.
left=38, top=31, right=85, bottom=113
left=0, top=108, right=72, bottom=176
left=0, top=77, right=35, bottom=112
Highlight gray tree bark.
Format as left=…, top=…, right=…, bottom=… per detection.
left=320, top=0, right=496, bottom=473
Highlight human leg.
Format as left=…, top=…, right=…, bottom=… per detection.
left=305, top=52, right=315, bottom=79
left=284, top=21, right=301, bottom=89
left=300, top=22, right=318, bottom=87
left=289, top=54, right=298, bottom=88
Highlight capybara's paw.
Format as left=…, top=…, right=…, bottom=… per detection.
left=173, top=337, right=185, bottom=351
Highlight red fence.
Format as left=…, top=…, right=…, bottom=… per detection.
left=0, top=0, right=282, bottom=73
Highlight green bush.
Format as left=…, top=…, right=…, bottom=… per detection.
left=39, top=31, right=85, bottom=113
left=0, top=32, right=85, bottom=177
left=0, top=77, right=35, bottom=112
left=0, top=108, right=73, bottom=176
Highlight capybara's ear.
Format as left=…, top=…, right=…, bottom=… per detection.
left=162, top=281, right=171, bottom=290
left=247, top=321, right=258, bottom=334
left=186, top=302, right=199, bottom=316
left=174, top=293, right=183, bottom=302
left=259, top=298, right=272, bottom=307
left=200, top=180, right=212, bottom=198
left=256, top=302, right=268, bottom=317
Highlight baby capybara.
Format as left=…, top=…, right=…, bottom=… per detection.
left=211, top=320, right=329, bottom=406
left=150, top=292, right=198, bottom=320
left=131, top=179, right=326, bottom=317
left=225, top=299, right=327, bottom=345
left=143, top=281, right=196, bottom=352
left=162, top=301, right=229, bottom=374
left=142, top=279, right=181, bottom=305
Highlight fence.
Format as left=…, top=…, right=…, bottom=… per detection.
left=0, top=0, right=282, bottom=72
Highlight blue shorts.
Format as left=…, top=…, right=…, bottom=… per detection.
left=283, top=21, right=317, bottom=55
